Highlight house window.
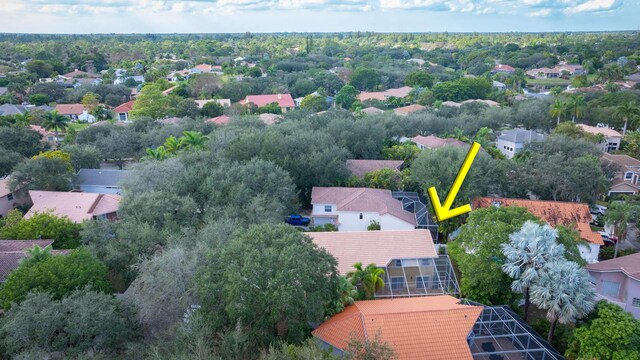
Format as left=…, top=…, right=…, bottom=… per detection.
left=625, top=172, right=633, bottom=180
left=390, top=259, right=402, bottom=267
left=391, top=277, right=405, bottom=290
left=359, top=213, right=363, bottom=220
left=119, top=113, right=127, bottom=121
left=416, top=276, right=430, bottom=289
left=633, top=298, right=640, bottom=308
left=7, top=194, right=13, bottom=201
left=420, top=259, right=433, bottom=266
left=602, top=280, right=621, bottom=298
left=324, top=205, right=331, bottom=212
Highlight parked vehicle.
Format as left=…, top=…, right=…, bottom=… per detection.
left=599, top=231, right=618, bottom=246
left=590, top=205, right=607, bottom=215
left=285, top=214, right=311, bottom=226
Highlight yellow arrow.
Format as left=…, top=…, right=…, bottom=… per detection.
left=427, top=141, right=481, bottom=222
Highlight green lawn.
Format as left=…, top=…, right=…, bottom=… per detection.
left=525, top=78, right=571, bottom=86
left=68, top=123, right=91, bottom=131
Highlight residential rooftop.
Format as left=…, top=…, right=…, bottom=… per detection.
left=26, top=190, right=121, bottom=223
left=346, top=159, right=404, bottom=177
left=586, top=252, right=640, bottom=281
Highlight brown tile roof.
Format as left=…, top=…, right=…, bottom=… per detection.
left=357, top=92, right=386, bottom=102
left=308, top=230, right=437, bottom=275
left=26, top=191, right=121, bottom=223
left=240, top=94, right=295, bottom=108
left=193, top=64, right=213, bottom=72
left=493, top=64, right=515, bottom=72
left=346, top=160, right=404, bottom=177
left=602, top=153, right=640, bottom=168
left=311, top=187, right=417, bottom=226
left=360, top=107, right=385, bottom=115
left=394, top=104, right=426, bottom=115
left=0, top=239, right=54, bottom=252
left=54, top=104, right=86, bottom=115
left=473, top=197, right=603, bottom=245
left=312, top=295, right=483, bottom=360
left=29, top=124, right=54, bottom=138
left=576, top=124, right=622, bottom=138
left=205, top=115, right=231, bottom=125
left=411, top=135, right=468, bottom=149
left=586, top=252, right=640, bottom=281
left=383, top=86, right=413, bottom=98
left=0, top=240, right=72, bottom=282
left=113, top=100, right=134, bottom=113
left=62, top=70, right=98, bottom=79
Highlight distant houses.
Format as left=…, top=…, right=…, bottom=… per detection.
left=496, top=129, right=545, bottom=159
left=394, top=104, right=426, bottom=116
left=54, top=104, right=95, bottom=122
left=411, top=135, right=468, bottom=150
left=239, top=94, right=295, bottom=113
left=357, top=86, right=413, bottom=102
left=576, top=124, right=623, bottom=153
left=601, top=153, right=640, bottom=196
left=491, top=64, right=516, bottom=74
left=526, top=64, right=585, bottom=78
left=194, top=99, right=231, bottom=109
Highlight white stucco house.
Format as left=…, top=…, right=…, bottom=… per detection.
left=310, top=187, right=417, bottom=231
left=496, top=129, right=546, bottom=159
left=576, top=124, right=623, bottom=153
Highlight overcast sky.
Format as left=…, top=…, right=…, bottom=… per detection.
left=0, top=0, right=637, bottom=33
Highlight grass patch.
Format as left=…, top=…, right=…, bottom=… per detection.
left=68, top=123, right=91, bottom=131
left=595, top=199, right=608, bottom=207
left=526, top=78, right=571, bottom=86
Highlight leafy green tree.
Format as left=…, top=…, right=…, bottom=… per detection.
left=566, top=301, right=640, bottom=360
left=62, top=144, right=101, bottom=171
left=615, top=101, right=640, bottom=135
left=0, top=148, right=23, bottom=177
left=81, top=92, right=100, bottom=111
left=28, top=93, right=49, bottom=106
left=448, top=206, right=539, bottom=305
left=404, top=70, right=434, bottom=88
left=0, top=289, right=137, bottom=357
left=567, top=95, right=586, bottom=123
left=345, top=332, right=396, bottom=360
left=130, top=84, right=172, bottom=119
left=335, top=84, right=358, bottom=109
left=42, top=111, right=69, bottom=145
left=300, top=94, right=329, bottom=112
left=201, top=101, right=224, bottom=118
left=0, top=248, right=111, bottom=309
left=501, top=221, right=566, bottom=321
left=349, top=68, right=380, bottom=91
left=256, top=102, right=282, bottom=115
left=356, top=169, right=403, bottom=190
left=25, top=60, right=54, bottom=78
left=176, top=98, right=199, bottom=118
left=180, top=131, right=209, bottom=150
left=622, top=130, right=640, bottom=159
left=550, top=99, right=569, bottom=125
left=382, top=143, right=420, bottom=163
left=347, top=262, right=385, bottom=300
left=0, top=209, right=82, bottom=249
left=604, top=202, right=633, bottom=258
left=530, top=260, right=595, bottom=343
left=95, top=128, right=142, bottom=169
left=0, top=126, right=43, bottom=158
left=197, top=224, right=340, bottom=347
left=9, top=156, right=74, bottom=195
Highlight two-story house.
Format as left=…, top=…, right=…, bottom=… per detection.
left=586, top=252, right=640, bottom=319
left=496, top=129, right=545, bottom=159
left=576, top=124, right=623, bottom=153
left=0, top=178, right=29, bottom=218
left=310, top=187, right=417, bottom=231
left=308, top=229, right=459, bottom=298
left=602, top=153, right=640, bottom=196
left=474, top=197, right=604, bottom=264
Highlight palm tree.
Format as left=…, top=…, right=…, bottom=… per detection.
left=550, top=99, right=568, bottom=125
left=567, top=95, right=586, bottom=123
left=501, top=221, right=566, bottom=322
left=145, top=146, right=168, bottom=161
left=163, top=136, right=182, bottom=154
left=180, top=131, right=209, bottom=150
left=615, top=101, right=640, bottom=135
left=348, top=262, right=385, bottom=300
left=604, top=202, right=633, bottom=258
left=42, top=111, right=69, bottom=145
left=13, top=112, right=31, bottom=127
left=530, top=260, right=595, bottom=343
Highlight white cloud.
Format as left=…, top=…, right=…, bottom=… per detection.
left=564, top=0, right=622, bottom=14
left=527, top=7, right=552, bottom=16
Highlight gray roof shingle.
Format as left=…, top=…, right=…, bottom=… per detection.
left=75, top=169, right=130, bottom=187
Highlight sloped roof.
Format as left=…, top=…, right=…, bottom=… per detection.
left=0, top=240, right=72, bottom=282
left=75, top=169, right=130, bottom=187
left=312, top=295, right=483, bottom=360
left=357, top=92, right=386, bottom=102
left=54, top=103, right=86, bottom=115
left=576, top=124, right=622, bottom=138
left=0, top=239, right=54, bottom=252
left=360, top=107, right=385, bottom=115
left=473, top=197, right=603, bottom=245
left=311, top=187, right=416, bottom=225
left=394, top=104, right=426, bottom=115
left=602, top=153, right=640, bottom=169
left=498, top=129, right=546, bottom=143
left=493, top=64, right=515, bottom=72
left=383, top=86, right=413, bottom=98
left=62, top=69, right=98, bottom=79
left=461, top=99, right=500, bottom=107
left=308, top=230, right=437, bottom=274
left=26, top=191, right=121, bottom=223
left=113, top=100, right=134, bottom=113
left=411, top=135, right=468, bottom=149
left=346, top=159, right=404, bottom=177
left=193, top=64, right=213, bottom=72
left=240, top=94, right=295, bottom=108
left=259, top=113, right=283, bottom=125
left=0, top=104, right=28, bottom=116
left=29, top=124, right=54, bottom=137
left=205, top=115, right=231, bottom=125
left=587, top=252, right=640, bottom=281
left=194, top=99, right=231, bottom=108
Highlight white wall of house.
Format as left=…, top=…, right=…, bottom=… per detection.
left=337, top=211, right=381, bottom=231
left=496, top=138, right=519, bottom=159
left=602, top=137, right=622, bottom=153
left=380, top=213, right=416, bottom=230
left=0, top=193, right=30, bottom=218
left=78, top=111, right=96, bottom=123
left=311, top=203, right=415, bottom=231
left=579, top=243, right=600, bottom=264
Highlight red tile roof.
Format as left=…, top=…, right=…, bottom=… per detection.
left=113, top=100, right=134, bottom=113
left=383, top=86, right=413, bottom=98
left=26, top=191, right=121, bottom=223
left=312, top=296, right=483, bottom=360
left=411, top=135, right=468, bottom=149
left=311, top=187, right=417, bottom=226
left=346, top=159, right=404, bottom=177
left=54, top=104, right=86, bottom=115
left=308, top=230, right=436, bottom=274
left=473, top=197, right=603, bottom=245
left=586, top=252, right=640, bottom=281
left=0, top=240, right=71, bottom=282
left=205, top=115, right=231, bottom=125
left=357, top=92, right=386, bottom=102
left=394, top=104, right=426, bottom=115
left=493, top=64, right=516, bottom=72
left=240, top=94, right=295, bottom=108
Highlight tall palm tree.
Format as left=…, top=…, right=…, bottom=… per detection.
left=615, top=101, right=640, bottom=135
left=348, top=262, right=385, bottom=300
left=567, top=95, right=586, bottom=123
left=501, top=221, right=566, bottom=322
left=163, top=136, right=182, bottom=154
left=180, top=130, right=209, bottom=150
left=530, top=260, right=595, bottom=343
left=42, top=111, right=69, bottom=145
left=604, top=202, right=633, bottom=258
left=13, top=112, right=31, bottom=127
left=550, top=99, right=568, bottom=125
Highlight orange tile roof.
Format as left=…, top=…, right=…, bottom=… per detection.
left=473, top=197, right=604, bottom=245
left=357, top=92, right=386, bottom=102
left=308, top=230, right=436, bottom=274
left=576, top=124, right=622, bottom=138
left=313, top=296, right=483, bottom=360
left=26, top=191, right=121, bottom=223
left=394, top=104, right=426, bottom=115
left=54, top=103, right=86, bottom=115
left=311, top=187, right=416, bottom=226
left=383, top=86, right=413, bottom=98
left=205, top=115, right=231, bottom=125
left=412, top=135, right=468, bottom=149
left=113, top=100, right=134, bottom=113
